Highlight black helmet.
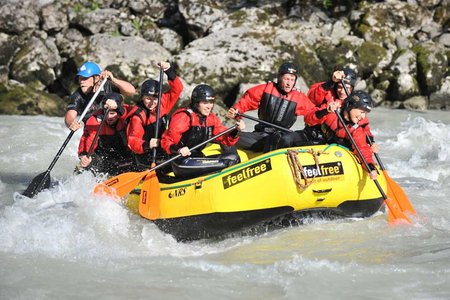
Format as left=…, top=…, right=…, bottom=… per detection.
left=278, top=62, right=298, bottom=78
left=342, top=67, right=357, bottom=87
left=102, top=92, right=124, bottom=115
left=140, top=79, right=160, bottom=97
left=344, top=90, right=373, bottom=113
left=191, top=84, right=215, bottom=108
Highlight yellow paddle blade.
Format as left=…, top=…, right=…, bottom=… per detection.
left=139, top=171, right=161, bottom=220
left=93, top=171, right=149, bottom=198
left=383, top=170, right=416, bottom=215
left=385, top=197, right=411, bottom=225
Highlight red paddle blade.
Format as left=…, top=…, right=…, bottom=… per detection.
left=385, top=197, right=412, bottom=225
left=139, top=171, right=161, bottom=220
left=93, top=171, right=149, bottom=198
left=384, top=170, right=416, bottom=215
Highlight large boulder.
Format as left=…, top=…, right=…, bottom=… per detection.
left=10, top=32, right=62, bottom=90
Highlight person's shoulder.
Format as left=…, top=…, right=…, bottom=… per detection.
left=69, top=88, right=84, bottom=101
left=247, top=82, right=268, bottom=91
left=359, top=118, right=370, bottom=126
left=290, top=89, right=308, bottom=97
left=85, top=113, right=101, bottom=126
left=171, top=108, right=191, bottom=119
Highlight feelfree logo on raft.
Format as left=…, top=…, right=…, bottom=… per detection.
left=222, top=159, right=345, bottom=189
left=222, top=159, right=272, bottom=189
left=301, top=162, right=344, bottom=180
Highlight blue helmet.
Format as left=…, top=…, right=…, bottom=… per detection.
left=76, top=61, right=101, bottom=78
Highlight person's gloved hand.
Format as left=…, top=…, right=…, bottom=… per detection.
left=158, top=61, right=171, bottom=71
left=332, top=70, right=345, bottom=83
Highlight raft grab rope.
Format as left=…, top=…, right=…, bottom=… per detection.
left=287, top=149, right=326, bottom=191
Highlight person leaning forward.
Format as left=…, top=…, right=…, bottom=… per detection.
left=65, top=61, right=136, bottom=132
left=78, top=92, right=136, bottom=176
left=126, top=61, right=183, bottom=170
left=161, top=84, right=245, bottom=179
left=226, top=62, right=315, bottom=153
left=306, top=90, right=379, bottom=180
left=304, top=66, right=378, bottom=153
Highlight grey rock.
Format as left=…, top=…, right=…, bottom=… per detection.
left=403, top=95, right=428, bottom=111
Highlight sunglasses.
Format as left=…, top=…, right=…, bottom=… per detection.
left=200, top=96, right=215, bottom=104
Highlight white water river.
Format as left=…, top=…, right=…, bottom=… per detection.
left=0, top=108, right=449, bottom=299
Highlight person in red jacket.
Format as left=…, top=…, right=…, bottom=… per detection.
left=161, top=84, right=245, bottom=178
left=304, top=66, right=378, bottom=152
left=307, top=90, right=378, bottom=179
left=78, top=92, right=135, bottom=175
left=226, top=62, right=315, bottom=152
left=127, top=61, right=183, bottom=169
left=307, top=66, right=356, bottom=107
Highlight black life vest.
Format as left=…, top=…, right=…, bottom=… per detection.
left=176, top=108, right=213, bottom=153
left=257, top=83, right=298, bottom=130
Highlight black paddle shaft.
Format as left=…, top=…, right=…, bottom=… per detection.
left=152, top=67, right=165, bottom=165
left=335, top=111, right=387, bottom=199
left=146, top=125, right=238, bottom=174
left=23, top=131, right=75, bottom=197
left=340, top=79, right=386, bottom=171
left=23, top=78, right=108, bottom=198
left=87, top=108, right=110, bottom=157
left=236, top=112, right=292, bottom=133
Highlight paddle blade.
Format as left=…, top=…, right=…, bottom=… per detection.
left=22, top=172, right=51, bottom=198
left=139, top=171, right=161, bottom=220
left=93, top=171, right=148, bottom=198
left=383, top=170, right=416, bottom=215
left=385, top=197, right=412, bottom=225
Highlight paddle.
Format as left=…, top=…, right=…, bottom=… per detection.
left=93, top=124, right=239, bottom=198
left=236, top=112, right=292, bottom=133
left=367, top=138, right=416, bottom=216
left=139, top=168, right=161, bottom=220
left=151, top=66, right=164, bottom=167
left=74, top=108, right=110, bottom=174
left=22, top=78, right=108, bottom=198
left=334, top=108, right=411, bottom=224
left=340, top=80, right=416, bottom=216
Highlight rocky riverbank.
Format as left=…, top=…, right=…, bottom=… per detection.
left=0, top=0, right=449, bottom=116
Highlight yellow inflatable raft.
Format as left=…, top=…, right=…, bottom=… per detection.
left=125, top=144, right=387, bottom=241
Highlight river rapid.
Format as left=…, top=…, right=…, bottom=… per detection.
left=0, top=108, right=449, bottom=300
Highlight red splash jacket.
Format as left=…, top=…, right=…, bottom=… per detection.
left=161, top=108, right=238, bottom=155
left=127, top=76, right=183, bottom=154
left=78, top=104, right=135, bottom=157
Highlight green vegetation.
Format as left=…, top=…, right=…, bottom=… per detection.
left=322, top=0, right=333, bottom=10
left=132, top=18, right=141, bottom=35
left=73, top=1, right=101, bottom=14
left=0, top=84, right=65, bottom=116
left=357, top=41, right=387, bottom=76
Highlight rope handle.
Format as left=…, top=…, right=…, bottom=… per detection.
left=287, top=149, right=326, bottom=191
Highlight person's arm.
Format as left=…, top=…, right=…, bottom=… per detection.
left=295, top=92, right=316, bottom=116
left=307, top=81, right=328, bottom=106
left=78, top=117, right=98, bottom=167
left=101, top=70, right=136, bottom=96
left=65, top=110, right=79, bottom=129
left=235, top=84, right=266, bottom=113
left=352, top=127, right=377, bottom=179
left=160, top=112, right=190, bottom=155
left=212, top=114, right=241, bottom=146
left=304, top=101, right=340, bottom=126
left=161, top=75, right=184, bottom=115
left=126, top=115, right=147, bottom=154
